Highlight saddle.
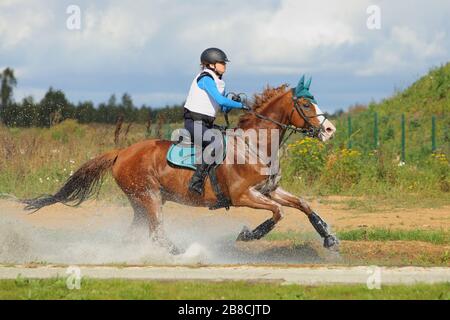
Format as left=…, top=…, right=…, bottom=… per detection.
left=166, top=128, right=231, bottom=210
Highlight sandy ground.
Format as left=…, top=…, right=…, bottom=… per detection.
left=0, top=265, right=449, bottom=285
left=1, top=197, right=449, bottom=232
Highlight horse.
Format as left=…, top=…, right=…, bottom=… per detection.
left=20, top=76, right=339, bottom=254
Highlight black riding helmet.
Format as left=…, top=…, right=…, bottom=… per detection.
left=200, top=48, right=230, bottom=65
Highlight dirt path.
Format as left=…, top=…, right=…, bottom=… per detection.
left=0, top=265, right=449, bottom=285
left=1, top=198, right=449, bottom=232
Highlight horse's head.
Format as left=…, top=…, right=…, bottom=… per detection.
left=288, top=75, right=336, bottom=142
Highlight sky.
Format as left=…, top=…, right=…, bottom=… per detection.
left=0, top=0, right=449, bottom=112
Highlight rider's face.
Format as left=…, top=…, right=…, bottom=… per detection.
left=210, top=62, right=226, bottom=75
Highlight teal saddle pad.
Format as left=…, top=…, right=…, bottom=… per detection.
left=167, top=138, right=227, bottom=170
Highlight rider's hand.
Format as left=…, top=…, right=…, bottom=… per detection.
left=235, top=93, right=249, bottom=110
left=231, top=95, right=242, bottom=103
left=241, top=101, right=251, bottom=111
left=221, top=105, right=231, bottom=113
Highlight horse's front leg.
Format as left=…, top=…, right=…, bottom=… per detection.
left=268, top=187, right=339, bottom=250
left=234, top=187, right=285, bottom=241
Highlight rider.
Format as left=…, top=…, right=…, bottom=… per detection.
left=184, top=48, right=246, bottom=195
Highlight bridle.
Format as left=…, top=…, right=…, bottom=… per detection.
left=226, top=90, right=328, bottom=146
left=290, top=89, right=328, bottom=138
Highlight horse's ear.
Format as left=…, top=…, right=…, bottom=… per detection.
left=295, top=75, right=305, bottom=96
left=305, top=77, right=312, bottom=90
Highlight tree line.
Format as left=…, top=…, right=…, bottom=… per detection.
left=0, top=68, right=185, bottom=127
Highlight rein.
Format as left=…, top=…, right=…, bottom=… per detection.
left=245, top=108, right=302, bottom=147
left=227, top=90, right=328, bottom=147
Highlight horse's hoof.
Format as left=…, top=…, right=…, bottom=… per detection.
left=236, top=226, right=254, bottom=242
left=324, top=235, right=340, bottom=251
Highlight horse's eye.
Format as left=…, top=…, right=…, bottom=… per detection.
left=303, top=103, right=311, bottom=108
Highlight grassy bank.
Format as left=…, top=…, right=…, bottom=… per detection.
left=280, top=63, right=449, bottom=205
left=0, top=278, right=448, bottom=300
left=266, top=229, right=450, bottom=245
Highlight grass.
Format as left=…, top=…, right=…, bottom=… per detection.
left=0, top=120, right=136, bottom=203
left=338, top=229, right=450, bottom=245
left=266, top=229, right=450, bottom=245
left=264, top=229, right=450, bottom=266
left=0, top=278, right=448, bottom=300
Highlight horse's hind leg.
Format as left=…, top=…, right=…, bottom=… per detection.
left=122, top=196, right=151, bottom=243
left=234, top=187, right=284, bottom=241
left=128, top=197, right=149, bottom=231
left=268, top=187, right=339, bottom=250
left=131, top=192, right=182, bottom=255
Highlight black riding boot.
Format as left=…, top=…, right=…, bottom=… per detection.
left=189, top=163, right=210, bottom=195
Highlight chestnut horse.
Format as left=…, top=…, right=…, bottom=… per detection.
left=21, top=83, right=339, bottom=254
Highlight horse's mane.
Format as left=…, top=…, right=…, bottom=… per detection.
left=237, top=84, right=290, bottom=127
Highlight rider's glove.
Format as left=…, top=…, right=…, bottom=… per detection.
left=235, top=93, right=250, bottom=110
left=231, top=95, right=242, bottom=103
left=241, top=101, right=251, bottom=111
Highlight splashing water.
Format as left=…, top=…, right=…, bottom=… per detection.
left=0, top=201, right=335, bottom=265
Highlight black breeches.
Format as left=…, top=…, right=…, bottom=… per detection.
left=183, top=109, right=223, bottom=165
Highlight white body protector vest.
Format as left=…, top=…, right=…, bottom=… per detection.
left=184, top=68, right=225, bottom=118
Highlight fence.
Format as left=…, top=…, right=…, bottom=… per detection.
left=142, top=112, right=448, bottom=164
left=344, top=112, right=448, bottom=163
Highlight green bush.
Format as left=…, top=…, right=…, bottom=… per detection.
left=320, top=148, right=363, bottom=192
left=281, top=136, right=449, bottom=199
left=49, top=119, right=86, bottom=143
left=284, top=137, right=326, bottom=183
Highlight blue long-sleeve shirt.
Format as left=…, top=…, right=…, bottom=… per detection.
left=197, top=76, right=243, bottom=112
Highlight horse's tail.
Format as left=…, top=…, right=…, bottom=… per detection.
left=21, top=149, right=120, bottom=213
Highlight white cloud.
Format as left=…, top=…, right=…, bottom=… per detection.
left=357, top=26, right=447, bottom=76
left=249, top=0, right=362, bottom=61
left=80, top=2, right=159, bottom=50
left=0, top=2, right=52, bottom=49
left=176, top=0, right=365, bottom=70
left=2, top=0, right=448, bottom=76
left=0, top=0, right=449, bottom=108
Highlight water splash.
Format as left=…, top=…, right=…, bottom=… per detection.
left=0, top=201, right=335, bottom=265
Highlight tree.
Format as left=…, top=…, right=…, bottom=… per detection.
left=121, top=93, right=136, bottom=122
left=76, top=101, right=96, bottom=123
left=20, top=96, right=38, bottom=127
left=0, top=68, right=17, bottom=124
left=107, top=94, right=117, bottom=108
left=38, top=87, right=70, bottom=127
